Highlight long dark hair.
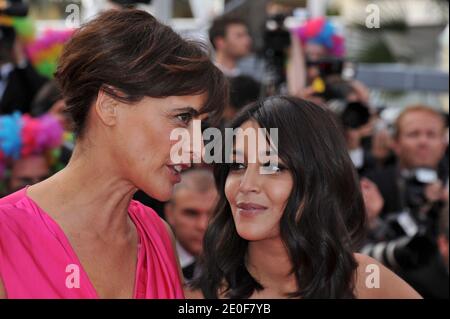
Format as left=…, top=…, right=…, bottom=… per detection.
left=192, top=96, right=366, bottom=299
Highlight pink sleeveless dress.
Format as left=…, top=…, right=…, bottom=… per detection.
left=0, top=187, right=184, bottom=299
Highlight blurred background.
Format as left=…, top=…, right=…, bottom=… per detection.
left=1, top=0, right=449, bottom=299
left=4, top=0, right=446, bottom=118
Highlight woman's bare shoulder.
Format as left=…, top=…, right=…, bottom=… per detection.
left=353, top=253, right=422, bottom=299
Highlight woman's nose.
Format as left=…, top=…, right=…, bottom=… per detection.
left=239, top=165, right=261, bottom=194
left=190, top=120, right=205, bottom=163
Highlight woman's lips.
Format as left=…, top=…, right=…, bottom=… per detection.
left=236, top=202, right=268, bottom=216
left=166, top=164, right=191, bottom=184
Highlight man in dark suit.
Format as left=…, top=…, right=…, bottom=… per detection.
left=164, top=168, right=218, bottom=281
left=0, top=25, right=48, bottom=115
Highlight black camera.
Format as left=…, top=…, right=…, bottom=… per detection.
left=262, top=13, right=291, bottom=92
left=307, top=57, right=345, bottom=79
left=362, top=168, right=443, bottom=271
left=362, top=206, right=439, bottom=271
left=401, top=168, right=440, bottom=210
left=362, top=230, right=437, bottom=271
left=340, top=102, right=371, bottom=129
left=263, top=14, right=291, bottom=57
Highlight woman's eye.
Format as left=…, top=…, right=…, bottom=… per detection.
left=261, top=162, right=285, bottom=173
left=176, top=113, right=193, bottom=125
left=229, top=162, right=246, bottom=171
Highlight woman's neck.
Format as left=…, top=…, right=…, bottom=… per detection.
left=246, top=236, right=298, bottom=297
left=27, top=142, right=138, bottom=240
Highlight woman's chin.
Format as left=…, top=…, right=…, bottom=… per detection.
left=152, top=188, right=173, bottom=202
left=139, top=183, right=173, bottom=202
left=236, top=228, right=268, bottom=242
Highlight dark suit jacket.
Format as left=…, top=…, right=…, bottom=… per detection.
left=0, top=63, right=48, bottom=115
left=364, top=159, right=449, bottom=217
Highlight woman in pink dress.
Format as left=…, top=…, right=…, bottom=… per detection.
left=0, top=9, right=227, bottom=299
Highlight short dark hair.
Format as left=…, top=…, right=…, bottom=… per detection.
left=171, top=167, right=216, bottom=203
left=208, top=16, right=247, bottom=49
left=229, top=75, right=261, bottom=111
left=394, top=105, right=446, bottom=139
left=56, top=9, right=228, bottom=138
left=30, top=80, right=63, bottom=117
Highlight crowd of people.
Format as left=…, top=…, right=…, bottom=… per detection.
left=0, top=0, right=448, bottom=299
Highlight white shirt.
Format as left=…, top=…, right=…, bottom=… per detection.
left=349, top=147, right=364, bottom=170
left=214, top=62, right=241, bottom=78
left=175, top=240, right=196, bottom=269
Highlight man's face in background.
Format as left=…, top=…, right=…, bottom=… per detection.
left=8, top=155, right=51, bottom=193
left=221, top=23, right=252, bottom=59
left=394, top=110, right=447, bottom=170
left=165, top=185, right=218, bottom=257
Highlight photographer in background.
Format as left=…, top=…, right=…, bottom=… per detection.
left=314, top=74, right=378, bottom=177
left=334, top=100, right=378, bottom=176
left=287, top=17, right=370, bottom=108
left=361, top=105, right=449, bottom=298
left=400, top=199, right=449, bottom=299
left=366, top=106, right=448, bottom=216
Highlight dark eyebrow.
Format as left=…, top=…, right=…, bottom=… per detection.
left=259, top=149, right=277, bottom=156
left=173, top=106, right=200, bottom=117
